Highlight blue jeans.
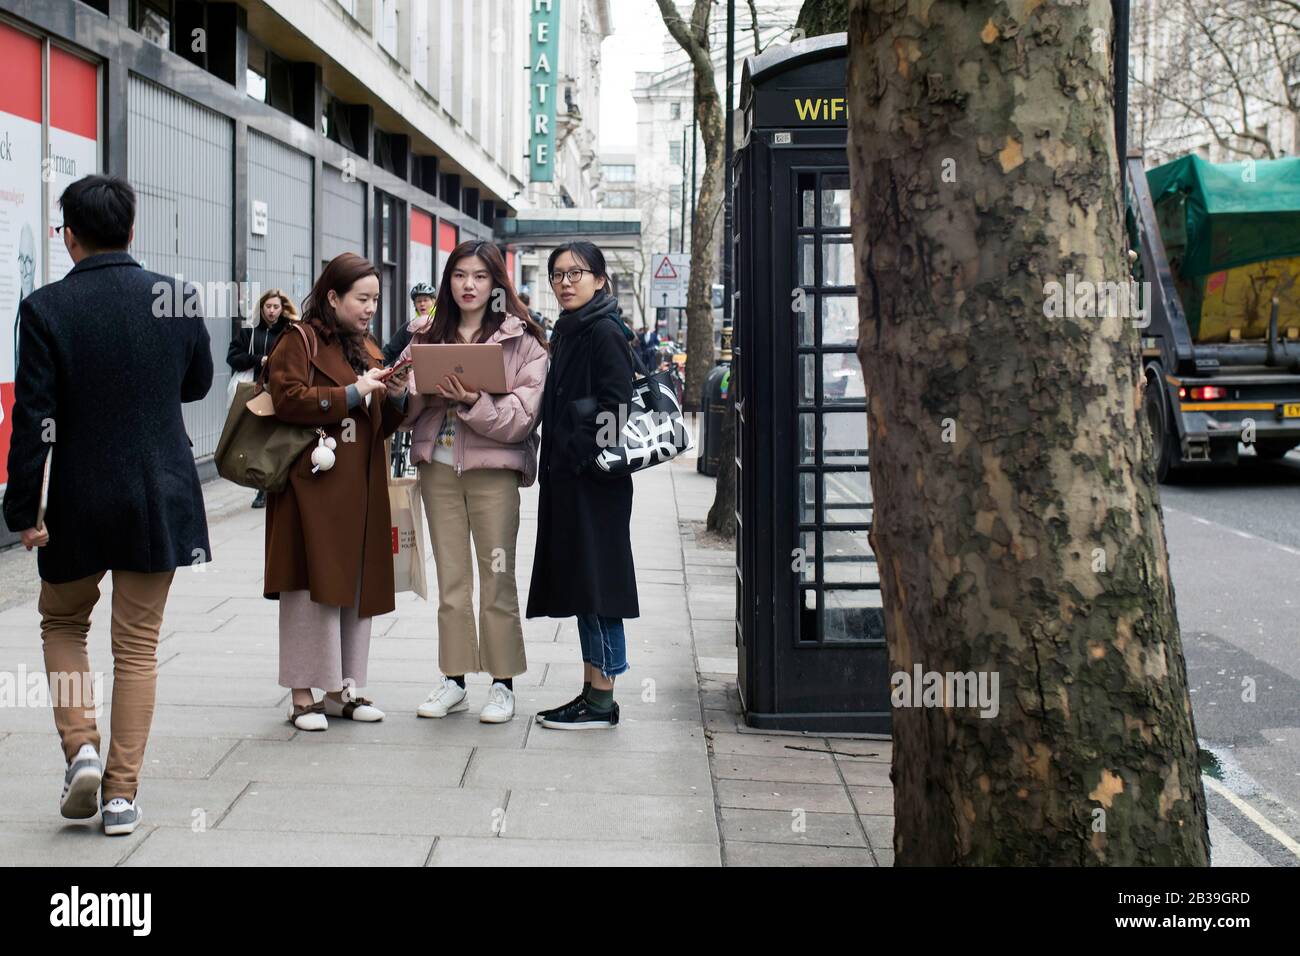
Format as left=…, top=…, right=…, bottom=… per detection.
left=576, top=615, right=629, bottom=679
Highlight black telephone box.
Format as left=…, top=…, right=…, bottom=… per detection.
left=733, top=34, right=890, bottom=733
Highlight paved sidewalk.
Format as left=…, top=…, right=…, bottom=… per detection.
left=0, top=432, right=896, bottom=866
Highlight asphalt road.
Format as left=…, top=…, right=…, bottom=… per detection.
left=1160, top=448, right=1300, bottom=866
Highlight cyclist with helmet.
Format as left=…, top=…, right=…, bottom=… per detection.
left=383, top=280, right=436, bottom=366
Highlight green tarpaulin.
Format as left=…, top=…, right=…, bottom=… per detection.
left=1146, top=154, right=1300, bottom=278
left=1145, top=155, right=1300, bottom=341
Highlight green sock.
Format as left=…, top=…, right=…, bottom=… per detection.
left=583, top=681, right=591, bottom=698
left=586, top=685, right=614, bottom=711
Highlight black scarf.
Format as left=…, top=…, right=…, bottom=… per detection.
left=553, top=289, right=633, bottom=343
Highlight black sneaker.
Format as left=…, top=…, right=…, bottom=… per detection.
left=537, top=696, right=619, bottom=731
left=533, top=692, right=585, bottom=724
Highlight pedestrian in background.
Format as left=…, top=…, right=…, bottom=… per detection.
left=227, top=287, right=298, bottom=508
left=637, top=323, right=660, bottom=371
left=2, top=174, right=213, bottom=836
left=401, top=240, right=547, bottom=724
left=519, top=290, right=548, bottom=339
left=527, top=240, right=640, bottom=730
left=263, top=252, right=409, bottom=731
left=383, top=280, right=436, bottom=366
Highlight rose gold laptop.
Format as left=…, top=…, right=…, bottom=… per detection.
left=410, top=343, right=508, bottom=394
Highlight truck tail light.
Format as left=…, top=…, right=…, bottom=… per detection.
left=1189, top=386, right=1226, bottom=400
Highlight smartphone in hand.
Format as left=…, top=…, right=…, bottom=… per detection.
left=377, top=358, right=413, bottom=382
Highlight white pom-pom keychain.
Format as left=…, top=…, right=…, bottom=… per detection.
left=311, top=430, right=337, bottom=474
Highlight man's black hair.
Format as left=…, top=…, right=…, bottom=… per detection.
left=59, top=175, right=136, bottom=251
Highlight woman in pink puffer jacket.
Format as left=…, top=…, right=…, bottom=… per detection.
left=397, top=241, right=549, bottom=725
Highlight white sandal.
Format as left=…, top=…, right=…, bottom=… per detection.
left=288, top=700, right=328, bottom=731
left=322, top=693, right=384, bottom=722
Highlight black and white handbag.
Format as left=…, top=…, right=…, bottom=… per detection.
left=584, top=325, right=694, bottom=477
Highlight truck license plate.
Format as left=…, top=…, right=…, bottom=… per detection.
left=1285, top=403, right=1300, bottom=417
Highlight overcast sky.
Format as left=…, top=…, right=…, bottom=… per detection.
left=599, top=0, right=670, bottom=155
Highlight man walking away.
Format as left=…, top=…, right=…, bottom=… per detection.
left=2, top=175, right=214, bottom=836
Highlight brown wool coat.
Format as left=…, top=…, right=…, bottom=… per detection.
left=262, top=325, right=404, bottom=618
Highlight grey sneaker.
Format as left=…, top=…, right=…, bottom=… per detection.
left=60, top=744, right=102, bottom=820
left=101, top=796, right=142, bottom=836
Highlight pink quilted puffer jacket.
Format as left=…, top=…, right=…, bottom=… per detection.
left=398, top=313, right=548, bottom=486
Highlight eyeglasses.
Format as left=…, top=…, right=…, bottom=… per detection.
left=54, top=224, right=65, bottom=234
left=549, top=268, right=593, bottom=285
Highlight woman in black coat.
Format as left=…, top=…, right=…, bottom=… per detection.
left=227, top=288, right=297, bottom=507
left=527, top=241, right=638, bottom=731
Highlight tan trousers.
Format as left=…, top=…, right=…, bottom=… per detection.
left=37, top=569, right=175, bottom=802
left=417, top=461, right=527, bottom=678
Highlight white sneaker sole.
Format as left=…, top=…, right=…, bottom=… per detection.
left=479, top=709, right=514, bottom=724
left=417, top=699, right=468, bottom=718
left=536, top=718, right=616, bottom=730
left=103, top=807, right=141, bottom=837
left=60, top=764, right=102, bottom=820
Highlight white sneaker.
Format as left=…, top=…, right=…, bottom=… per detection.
left=480, top=683, right=515, bottom=723
left=416, top=677, right=468, bottom=718
left=60, top=743, right=102, bottom=820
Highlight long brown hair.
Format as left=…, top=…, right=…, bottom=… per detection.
left=300, top=253, right=379, bottom=374
left=258, top=287, right=299, bottom=324
left=426, top=240, right=547, bottom=350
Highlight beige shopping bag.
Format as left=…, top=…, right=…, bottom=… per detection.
left=388, top=476, right=428, bottom=600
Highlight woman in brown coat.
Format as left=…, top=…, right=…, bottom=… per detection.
left=263, top=253, right=410, bottom=730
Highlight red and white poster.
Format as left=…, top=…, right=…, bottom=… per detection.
left=409, top=207, right=433, bottom=302
left=47, top=47, right=99, bottom=282
left=437, top=220, right=457, bottom=280
left=0, top=23, right=44, bottom=487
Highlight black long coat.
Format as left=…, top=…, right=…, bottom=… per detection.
left=2, top=252, right=214, bottom=583
left=226, top=317, right=286, bottom=372
left=526, top=293, right=640, bottom=619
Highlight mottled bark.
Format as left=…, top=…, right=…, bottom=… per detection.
left=846, top=0, right=1209, bottom=865
left=657, top=0, right=725, bottom=412
left=797, top=0, right=850, bottom=37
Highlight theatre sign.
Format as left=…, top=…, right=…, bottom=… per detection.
left=529, top=0, right=559, bottom=183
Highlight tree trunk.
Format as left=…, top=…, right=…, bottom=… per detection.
left=846, top=0, right=1209, bottom=865
left=658, top=0, right=725, bottom=412
left=796, top=0, right=849, bottom=37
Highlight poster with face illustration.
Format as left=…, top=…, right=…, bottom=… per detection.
left=0, top=28, right=99, bottom=488
left=0, top=23, right=44, bottom=483
left=47, top=46, right=100, bottom=284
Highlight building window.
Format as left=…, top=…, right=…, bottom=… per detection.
left=131, top=0, right=172, bottom=50
left=603, top=191, right=636, bottom=208
left=378, top=0, right=399, bottom=55
left=246, top=38, right=268, bottom=102
left=671, top=101, right=681, bottom=120
left=247, top=68, right=267, bottom=103
left=603, top=164, right=635, bottom=183
left=669, top=141, right=682, bottom=165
